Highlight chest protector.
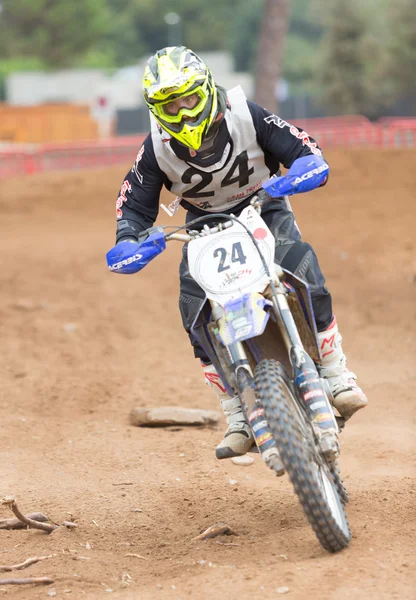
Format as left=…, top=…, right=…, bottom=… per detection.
left=151, top=86, right=271, bottom=213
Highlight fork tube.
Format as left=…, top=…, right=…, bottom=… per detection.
left=226, top=341, right=249, bottom=371
left=226, top=341, right=256, bottom=420
left=229, top=343, right=279, bottom=459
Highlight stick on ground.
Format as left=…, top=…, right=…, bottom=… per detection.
left=130, top=406, right=221, bottom=427
left=1, top=497, right=57, bottom=533
left=0, top=513, right=49, bottom=531
left=192, top=523, right=238, bottom=541
left=0, top=555, right=55, bottom=572
left=0, top=577, right=53, bottom=585
left=1, top=496, right=77, bottom=533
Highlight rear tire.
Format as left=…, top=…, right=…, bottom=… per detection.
left=254, top=359, right=351, bottom=553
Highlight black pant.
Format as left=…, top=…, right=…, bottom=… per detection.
left=179, top=199, right=333, bottom=362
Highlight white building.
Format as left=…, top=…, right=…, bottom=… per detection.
left=5, top=52, right=254, bottom=137
left=6, top=51, right=254, bottom=111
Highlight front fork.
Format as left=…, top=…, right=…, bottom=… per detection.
left=225, top=342, right=284, bottom=475
left=268, top=277, right=339, bottom=435
left=224, top=272, right=339, bottom=461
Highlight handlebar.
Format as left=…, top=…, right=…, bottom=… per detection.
left=164, top=187, right=275, bottom=244
left=107, top=155, right=330, bottom=274
left=165, top=218, right=235, bottom=243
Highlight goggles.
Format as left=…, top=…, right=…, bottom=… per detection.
left=151, top=87, right=208, bottom=125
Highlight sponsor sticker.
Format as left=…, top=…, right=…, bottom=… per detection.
left=313, top=412, right=334, bottom=423
left=256, top=432, right=273, bottom=446
left=289, top=126, right=322, bottom=156
left=204, top=372, right=227, bottom=394
left=249, top=408, right=265, bottom=422
left=264, top=115, right=290, bottom=129
left=294, top=163, right=329, bottom=185
left=252, top=420, right=268, bottom=433
left=264, top=116, right=322, bottom=156
left=132, top=146, right=145, bottom=181
left=309, top=400, right=327, bottom=411
left=116, top=180, right=132, bottom=218
left=109, top=253, right=143, bottom=271
left=303, top=389, right=324, bottom=401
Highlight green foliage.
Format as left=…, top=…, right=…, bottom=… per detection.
left=286, top=0, right=324, bottom=92
left=0, top=57, right=46, bottom=75
left=384, top=0, right=416, bottom=104
left=0, top=0, right=414, bottom=116
left=103, top=0, right=238, bottom=66
left=313, top=0, right=416, bottom=116
left=0, top=0, right=111, bottom=68
left=230, top=0, right=323, bottom=90
left=314, top=0, right=386, bottom=116
left=230, top=0, right=262, bottom=72
left=283, top=36, right=317, bottom=93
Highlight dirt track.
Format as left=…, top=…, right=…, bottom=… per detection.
left=0, top=149, right=415, bottom=599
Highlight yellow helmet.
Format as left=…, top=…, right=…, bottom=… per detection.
left=142, top=46, right=218, bottom=151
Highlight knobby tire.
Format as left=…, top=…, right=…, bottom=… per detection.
left=254, top=359, right=351, bottom=553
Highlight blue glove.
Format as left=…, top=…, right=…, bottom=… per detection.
left=262, top=155, right=329, bottom=198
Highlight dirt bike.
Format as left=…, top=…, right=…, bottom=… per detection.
left=107, top=156, right=351, bottom=553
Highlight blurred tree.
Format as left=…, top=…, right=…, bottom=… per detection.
left=230, top=0, right=262, bottom=72
left=254, top=0, right=291, bottom=113
left=103, top=0, right=238, bottom=66
left=97, top=0, right=146, bottom=65
left=315, top=0, right=380, bottom=116
left=282, top=0, right=324, bottom=95
left=384, top=0, right=416, bottom=109
left=2, top=0, right=412, bottom=120
left=0, top=0, right=324, bottom=88
left=231, top=0, right=322, bottom=100
left=313, top=0, right=416, bottom=117
left=0, top=0, right=111, bottom=68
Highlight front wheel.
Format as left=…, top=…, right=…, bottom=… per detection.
left=254, top=359, right=351, bottom=553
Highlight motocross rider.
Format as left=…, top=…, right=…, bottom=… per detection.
left=114, top=46, right=368, bottom=459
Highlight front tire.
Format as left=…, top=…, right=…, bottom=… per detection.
left=254, top=359, right=351, bottom=553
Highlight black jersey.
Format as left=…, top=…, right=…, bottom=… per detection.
left=115, top=87, right=322, bottom=242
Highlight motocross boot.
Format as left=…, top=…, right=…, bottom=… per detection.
left=317, top=317, right=368, bottom=421
left=202, top=363, right=255, bottom=459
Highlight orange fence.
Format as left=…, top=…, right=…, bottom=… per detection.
left=1, top=117, right=416, bottom=180
left=0, top=103, right=99, bottom=144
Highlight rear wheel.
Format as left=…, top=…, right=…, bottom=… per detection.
left=254, top=359, right=351, bottom=553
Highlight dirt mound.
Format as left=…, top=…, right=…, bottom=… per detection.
left=0, top=149, right=415, bottom=599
